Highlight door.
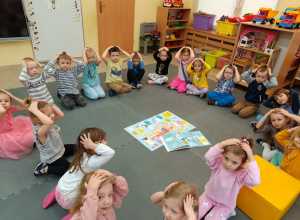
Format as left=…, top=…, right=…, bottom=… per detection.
left=96, top=0, right=135, bottom=54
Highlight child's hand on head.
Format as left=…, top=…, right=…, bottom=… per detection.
left=183, top=194, right=196, bottom=220
left=267, top=67, right=272, bottom=76
left=95, top=169, right=113, bottom=178
left=164, top=182, right=178, bottom=192
left=22, top=60, right=27, bottom=69
left=219, top=138, right=241, bottom=149
left=275, top=108, right=289, bottom=116
left=54, top=52, right=63, bottom=60
left=80, top=133, right=98, bottom=150
left=84, top=173, right=106, bottom=189
left=28, top=100, right=39, bottom=112
left=253, top=66, right=259, bottom=73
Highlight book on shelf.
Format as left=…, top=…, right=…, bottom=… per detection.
left=160, top=130, right=210, bottom=152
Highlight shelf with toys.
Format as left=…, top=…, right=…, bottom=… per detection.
left=231, top=22, right=300, bottom=95
left=157, top=6, right=191, bottom=49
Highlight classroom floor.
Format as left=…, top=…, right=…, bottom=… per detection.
left=0, top=54, right=299, bottom=220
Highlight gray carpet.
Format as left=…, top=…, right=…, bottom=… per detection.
left=0, top=63, right=299, bottom=220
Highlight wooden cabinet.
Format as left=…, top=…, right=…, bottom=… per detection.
left=232, top=22, right=300, bottom=95
left=156, top=7, right=191, bottom=49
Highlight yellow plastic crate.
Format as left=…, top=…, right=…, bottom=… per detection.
left=216, top=20, right=238, bottom=36
left=237, top=155, right=300, bottom=220
left=205, top=50, right=229, bottom=68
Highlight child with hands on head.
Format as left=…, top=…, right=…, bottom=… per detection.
left=198, top=136, right=260, bottom=220
left=254, top=108, right=300, bottom=161
left=167, top=46, right=194, bottom=93
left=151, top=182, right=199, bottom=220
left=102, top=46, right=132, bottom=97
left=43, top=127, right=115, bottom=210
left=186, top=58, right=211, bottom=98
left=70, top=169, right=129, bottom=220
left=148, top=47, right=172, bottom=85
left=207, top=64, right=241, bottom=106
left=127, top=52, right=145, bottom=89
left=273, top=126, right=300, bottom=180
left=81, top=47, right=105, bottom=100
left=232, top=65, right=278, bottom=118
left=26, top=98, right=75, bottom=176
left=0, top=90, right=34, bottom=159
left=19, top=57, right=56, bottom=105
left=48, top=52, right=87, bottom=110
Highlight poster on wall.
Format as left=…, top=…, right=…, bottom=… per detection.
left=48, top=0, right=60, bottom=10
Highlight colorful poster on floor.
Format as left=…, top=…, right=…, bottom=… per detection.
left=124, top=111, right=195, bottom=151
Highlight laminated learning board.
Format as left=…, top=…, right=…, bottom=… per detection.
left=124, top=111, right=195, bottom=151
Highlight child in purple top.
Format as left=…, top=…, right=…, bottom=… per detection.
left=198, top=136, right=260, bottom=220
left=167, top=47, right=194, bottom=93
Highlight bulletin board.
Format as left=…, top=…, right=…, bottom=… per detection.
left=22, top=0, right=84, bottom=61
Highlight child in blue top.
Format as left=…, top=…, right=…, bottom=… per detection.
left=232, top=65, right=278, bottom=118
left=127, top=52, right=145, bottom=89
left=81, top=47, right=105, bottom=100
left=207, top=65, right=241, bottom=106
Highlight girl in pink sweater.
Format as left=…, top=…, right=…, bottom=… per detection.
left=70, top=169, right=129, bottom=220
left=198, top=136, right=260, bottom=220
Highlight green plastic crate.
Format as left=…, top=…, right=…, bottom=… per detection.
left=205, top=50, right=229, bottom=68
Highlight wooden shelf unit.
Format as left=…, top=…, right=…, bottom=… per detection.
left=156, top=7, right=191, bottom=49
left=187, top=27, right=236, bottom=54
left=231, top=22, right=300, bottom=96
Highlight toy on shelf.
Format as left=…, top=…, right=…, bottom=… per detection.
left=278, top=11, right=300, bottom=29
left=171, top=41, right=179, bottom=46
left=237, top=13, right=256, bottom=22
left=253, top=8, right=279, bottom=24
left=139, top=22, right=162, bottom=56
left=276, top=7, right=300, bottom=25
left=216, top=15, right=239, bottom=36
left=169, top=33, right=176, bottom=39
left=165, top=34, right=170, bottom=39
left=173, top=31, right=179, bottom=38
left=173, top=0, right=184, bottom=8
left=153, top=30, right=160, bottom=38
left=176, top=11, right=183, bottom=19
left=165, top=42, right=172, bottom=47
left=163, top=0, right=173, bottom=7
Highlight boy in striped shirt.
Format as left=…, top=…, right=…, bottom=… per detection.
left=48, top=52, right=86, bottom=110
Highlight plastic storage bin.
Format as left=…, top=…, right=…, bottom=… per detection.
left=194, top=46, right=215, bottom=59
left=193, top=14, right=216, bottom=31
left=205, top=50, right=229, bottom=68
left=216, top=21, right=238, bottom=36
left=217, top=55, right=231, bottom=69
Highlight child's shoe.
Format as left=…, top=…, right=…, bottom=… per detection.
left=207, top=99, right=216, bottom=105
left=109, top=89, right=117, bottom=97
left=137, top=82, right=142, bottom=89
left=34, top=162, right=47, bottom=176
left=250, top=121, right=257, bottom=127
left=255, top=109, right=260, bottom=115
left=148, top=80, right=154, bottom=85
left=170, top=86, right=175, bottom=89
left=225, top=103, right=233, bottom=107
left=131, top=82, right=136, bottom=89
left=256, top=138, right=267, bottom=145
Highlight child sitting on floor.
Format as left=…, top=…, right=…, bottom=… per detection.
left=232, top=65, right=278, bottom=118
left=127, top=52, right=145, bottom=89
left=102, top=46, right=131, bottom=97
left=26, top=98, right=76, bottom=176
left=81, top=47, right=105, bottom=100
left=0, top=90, right=34, bottom=159
left=207, top=64, right=241, bottom=106
left=19, top=58, right=56, bottom=105
left=42, top=127, right=115, bottom=210
left=148, top=47, right=172, bottom=85
left=254, top=108, right=300, bottom=161
left=273, top=126, right=300, bottom=180
left=198, top=136, right=260, bottom=220
left=48, top=52, right=87, bottom=110
left=69, top=170, right=129, bottom=220
left=168, top=46, right=194, bottom=93
left=186, top=58, right=211, bottom=98
left=151, top=182, right=199, bottom=220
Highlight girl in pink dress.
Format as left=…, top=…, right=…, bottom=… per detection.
left=0, top=90, right=34, bottom=159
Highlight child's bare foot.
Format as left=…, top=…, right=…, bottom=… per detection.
left=148, top=80, right=154, bottom=85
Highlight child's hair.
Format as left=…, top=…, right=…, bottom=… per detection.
left=180, top=48, right=190, bottom=57
left=70, top=171, right=116, bottom=214
left=257, top=64, right=268, bottom=73
left=222, top=135, right=254, bottom=166
left=132, top=52, right=140, bottom=61
left=69, top=127, right=107, bottom=174
left=23, top=57, right=36, bottom=63
left=272, top=88, right=291, bottom=108
left=191, top=60, right=204, bottom=71
left=57, top=52, right=71, bottom=63
left=158, top=49, right=168, bottom=57
left=224, top=64, right=236, bottom=76
left=109, top=46, right=120, bottom=55
left=24, top=97, right=50, bottom=125
left=85, top=48, right=96, bottom=57
left=164, top=182, right=199, bottom=215
left=0, top=91, right=12, bottom=104
left=286, top=127, right=300, bottom=150
left=265, top=111, right=291, bottom=146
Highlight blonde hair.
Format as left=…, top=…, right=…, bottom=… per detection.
left=69, top=128, right=106, bottom=174
left=70, top=171, right=116, bottom=214
left=286, top=127, right=300, bottom=150
left=86, top=48, right=95, bottom=57
left=23, top=57, right=36, bottom=63
left=180, top=48, right=190, bottom=58
left=164, top=182, right=199, bottom=216
left=158, top=49, right=168, bottom=57
left=24, top=97, right=50, bottom=125
left=57, top=52, right=71, bottom=63
left=222, top=135, right=254, bottom=166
